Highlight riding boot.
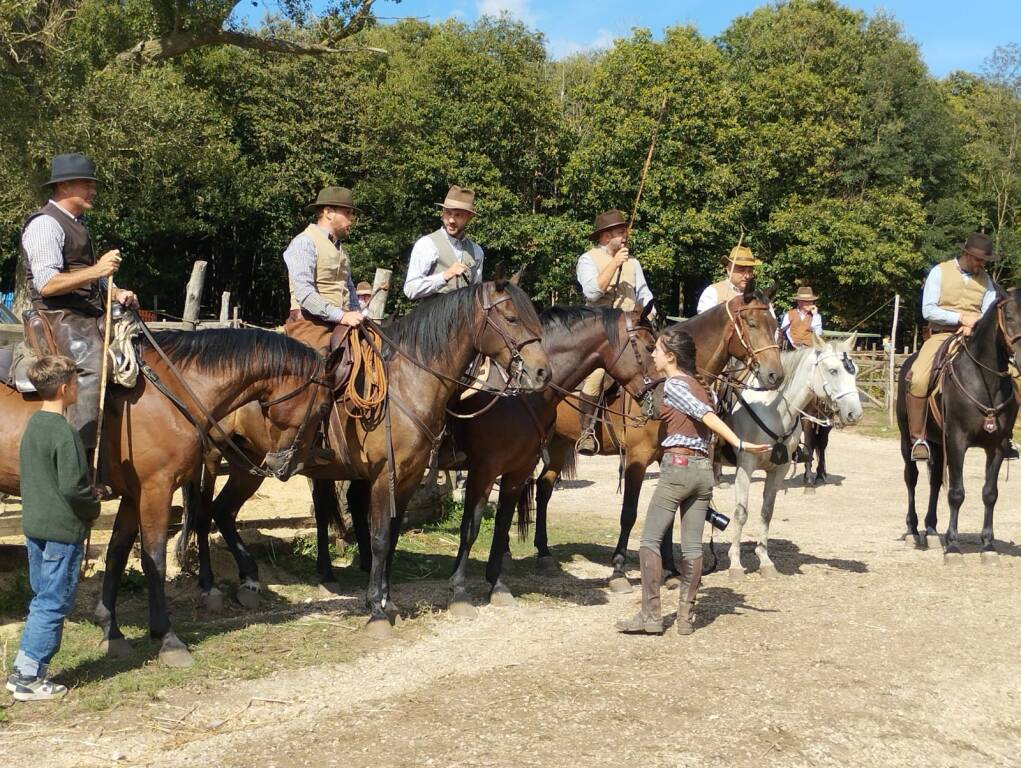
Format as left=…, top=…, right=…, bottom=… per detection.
left=905, top=394, right=930, bottom=462
left=576, top=394, right=600, bottom=456
left=1003, top=437, right=1020, bottom=461
left=615, top=548, right=664, bottom=634
left=436, top=432, right=468, bottom=470
left=675, top=555, right=704, bottom=636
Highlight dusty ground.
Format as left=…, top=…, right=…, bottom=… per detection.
left=3, top=427, right=1021, bottom=767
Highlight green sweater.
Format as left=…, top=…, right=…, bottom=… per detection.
left=19, top=411, right=100, bottom=544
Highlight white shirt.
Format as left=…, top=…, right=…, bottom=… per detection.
left=696, top=281, right=739, bottom=314
left=403, top=230, right=485, bottom=299
left=576, top=248, right=654, bottom=308
left=921, top=260, right=997, bottom=326
left=780, top=308, right=824, bottom=345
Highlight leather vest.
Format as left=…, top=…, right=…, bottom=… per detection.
left=663, top=373, right=712, bottom=446
left=22, top=201, right=103, bottom=316
left=583, top=246, right=637, bottom=310
left=288, top=224, right=351, bottom=313
left=426, top=228, right=477, bottom=295
left=786, top=309, right=816, bottom=348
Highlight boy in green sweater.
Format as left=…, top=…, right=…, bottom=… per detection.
left=7, top=355, right=100, bottom=702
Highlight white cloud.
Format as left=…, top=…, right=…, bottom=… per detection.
left=476, top=0, right=537, bottom=26
left=548, top=28, right=617, bottom=60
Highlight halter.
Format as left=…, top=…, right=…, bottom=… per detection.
left=812, top=348, right=859, bottom=407
left=725, top=296, right=779, bottom=373
left=472, top=282, right=544, bottom=390
left=601, top=310, right=659, bottom=416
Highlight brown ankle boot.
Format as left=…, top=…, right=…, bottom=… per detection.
left=576, top=394, right=600, bottom=456
left=676, top=555, right=703, bottom=635
left=906, top=395, right=930, bottom=461
left=615, top=548, right=664, bottom=634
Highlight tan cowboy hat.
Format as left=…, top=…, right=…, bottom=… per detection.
left=724, top=243, right=762, bottom=267
left=962, top=231, right=998, bottom=261
left=355, top=281, right=372, bottom=295
left=304, top=186, right=360, bottom=214
left=794, top=286, right=819, bottom=302
left=590, top=209, right=628, bottom=241
left=436, top=185, right=477, bottom=214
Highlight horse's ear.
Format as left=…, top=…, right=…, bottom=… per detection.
left=638, top=300, right=655, bottom=326
left=510, top=264, right=526, bottom=286
left=493, top=262, right=508, bottom=292
left=812, top=333, right=826, bottom=351
left=743, top=278, right=756, bottom=303
left=763, top=284, right=776, bottom=302
left=843, top=331, right=858, bottom=351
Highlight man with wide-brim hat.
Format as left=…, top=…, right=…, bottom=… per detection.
left=781, top=286, right=823, bottom=348
left=905, top=231, right=1001, bottom=461
left=282, top=186, right=364, bottom=351
left=696, top=242, right=762, bottom=314
left=574, top=208, right=655, bottom=455
left=20, top=152, right=138, bottom=472
left=403, top=185, right=484, bottom=300
left=355, top=281, right=373, bottom=311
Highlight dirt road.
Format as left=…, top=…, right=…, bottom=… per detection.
left=4, top=430, right=1021, bottom=767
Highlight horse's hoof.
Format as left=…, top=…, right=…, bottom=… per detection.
left=728, top=568, right=745, bottom=580
left=199, top=588, right=224, bottom=614
left=608, top=576, right=633, bottom=594
left=319, top=581, right=342, bottom=597
left=924, top=533, right=942, bottom=550
left=159, top=643, right=194, bottom=669
left=535, top=555, right=558, bottom=572
left=663, top=574, right=681, bottom=590
left=904, top=534, right=920, bottom=549
left=759, top=564, right=779, bottom=578
left=448, top=599, right=478, bottom=619
left=489, top=588, right=517, bottom=608
left=502, top=551, right=513, bottom=567
left=99, top=637, right=132, bottom=658
left=980, top=550, right=999, bottom=566
left=943, top=551, right=964, bottom=567
left=364, top=618, right=393, bottom=640
left=236, top=585, right=260, bottom=609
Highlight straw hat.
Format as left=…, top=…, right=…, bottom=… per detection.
left=356, top=281, right=372, bottom=295
left=436, top=185, right=477, bottom=214
left=724, top=244, right=762, bottom=267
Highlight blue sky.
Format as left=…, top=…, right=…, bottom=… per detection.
left=238, top=1, right=1018, bottom=77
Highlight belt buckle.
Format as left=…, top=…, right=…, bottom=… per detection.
left=671, top=454, right=689, bottom=467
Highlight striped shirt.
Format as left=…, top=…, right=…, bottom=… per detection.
left=282, top=226, right=358, bottom=322
left=661, top=376, right=713, bottom=455
left=21, top=200, right=107, bottom=293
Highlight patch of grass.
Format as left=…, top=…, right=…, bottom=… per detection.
left=0, top=568, right=32, bottom=618
left=845, top=407, right=897, bottom=439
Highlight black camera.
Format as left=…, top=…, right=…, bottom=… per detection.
left=705, top=506, right=730, bottom=532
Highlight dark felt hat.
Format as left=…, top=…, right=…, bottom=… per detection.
left=42, top=153, right=97, bottom=187
left=305, top=186, right=360, bottom=214
left=794, top=286, right=819, bottom=302
left=962, top=231, right=997, bottom=261
left=590, top=209, right=628, bottom=240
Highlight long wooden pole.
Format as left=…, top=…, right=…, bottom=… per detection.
left=887, top=293, right=900, bottom=426
left=84, top=278, right=115, bottom=576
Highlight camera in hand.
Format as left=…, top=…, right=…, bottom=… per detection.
left=705, top=506, right=730, bottom=531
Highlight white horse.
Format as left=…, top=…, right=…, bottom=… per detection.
left=722, top=336, right=863, bottom=577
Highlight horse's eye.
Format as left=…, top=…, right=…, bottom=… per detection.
left=506, top=315, right=518, bottom=324
left=830, top=369, right=838, bottom=376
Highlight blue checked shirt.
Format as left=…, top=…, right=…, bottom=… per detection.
left=661, top=376, right=714, bottom=455
left=282, top=226, right=358, bottom=322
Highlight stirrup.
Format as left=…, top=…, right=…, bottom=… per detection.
left=576, top=429, right=599, bottom=456
left=910, top=439, right=930, bottom=462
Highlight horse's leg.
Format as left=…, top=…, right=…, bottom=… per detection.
left=210, top=472, right=265, bottom=607
left=609, top=457, right=648, bottom=593
left=922, top=441, right=945, bottom=548
left=364, top=475, right=418, bottom=637
left=728, top=461, right=752, bottom=578
left=943, top=429, right=967, bottom=559
left=815, top=425, right=831, bottom=482
left=448, top=470, right=495, bottom=618
left=901, top=429, right=921, bottom=546
left=979, top=442, right=1004, bottom=562
left=486, top=474, right=528, bottom=607
left=802, top=423, right=816, bottom=487
left=137, top=488, right=193, bottom=667
left=756, top=467, right=784, bottom=575
left=347, top=480, right=372, bottom=572
left=533, top=463, right=557, bottom=563
left=311, top=478, right=341, bottom=585
left=94, top=497, right=139, bottom=658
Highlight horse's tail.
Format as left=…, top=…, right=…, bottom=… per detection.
left=175, top=463, right=211, bottom=572
left=561, top=444, right=578, bottom=482
left=516, top=478, right=535, bottom=542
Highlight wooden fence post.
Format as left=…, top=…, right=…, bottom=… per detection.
left=182, top=261, right=208, bottom=328
left=368, top=268, right=392, bottom=322
left=888, top=294, right=900, bottom=426
left=219, top=291, right=231, bottom=323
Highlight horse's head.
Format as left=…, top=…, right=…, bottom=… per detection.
left=604, top=302, right=659, bottom=417
left=261, top=344, right=346, bottom=480
left=727, top=283, right=784, bottom=388
left=997, top=288, right=1021, bottom=366
left=476, top=279, right=551, bottom=391
left=810, top=334, right=863, bottom=425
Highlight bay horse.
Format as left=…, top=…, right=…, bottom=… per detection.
left=441, top=304, right=658, bottom=615
left=531, top=286, right=784, bottom=592
left=179, top=281, right=550, bottom=637
left=716, top=337, right=862, bottom=577
left=0, top=328, right=344, bottom=666
left=897, top=288, right=1021, bottom=559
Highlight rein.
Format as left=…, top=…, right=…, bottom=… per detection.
left=725, top=296, right=779, bottom=374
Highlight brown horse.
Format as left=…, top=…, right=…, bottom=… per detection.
left=439, top=304, right=658, bottom=616
left=531, top=287, right=783, bottom=591
left=0, top=328, right=343, bottom=666
left=179, top=281, right=551, bottom=637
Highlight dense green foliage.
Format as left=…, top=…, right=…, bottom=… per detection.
left=2, top=0, right=1019, bottom=338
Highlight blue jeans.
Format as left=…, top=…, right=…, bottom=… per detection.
left=14, top=538, right=84, bottom=679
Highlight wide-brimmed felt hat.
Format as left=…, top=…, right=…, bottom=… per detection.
left=724, top=244, right=762, bottom=267
left=304, top=186, right=360, bottom=214
left=590, top=209, right=628, bottom=241
left=962, top=231, right=997, bottom=261
left=355, top=281, right=372, bottom=295
left=436, top=185, right=477, bottom=214
left=794, top=286, right=819, bottom=302
left=42, top=153, right=97, bottom=187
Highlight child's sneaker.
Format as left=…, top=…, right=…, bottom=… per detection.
left=9, top=675, right=67, bottom=701
left=6, top=671, right=32, bottom=693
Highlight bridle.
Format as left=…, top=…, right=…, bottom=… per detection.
left=473, top=282, right=544, bottom=391
left=809, top=348, right=859, bottom=422
left=725, top=296, right=779, bottom=375
left=601, top=310, right=659, bottom=417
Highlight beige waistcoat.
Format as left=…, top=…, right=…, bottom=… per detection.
left=583, top=246, right=637, bottom=311
left=289, top=224, right=351, bottom=313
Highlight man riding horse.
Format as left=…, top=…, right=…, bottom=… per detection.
left=20, top=153, right=139, bottom=477
left=696, top=242, right=761, bottom=313
left=905, top=232, right=1004, bottom=462
left=282, top=186, right=365, bottom=350
left=575, top=209, right=655, bottom=455
left=403, top=185, right=484, bottom=299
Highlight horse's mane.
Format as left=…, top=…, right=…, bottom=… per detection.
left=386, top=282, right=541, bottom=362
left=148, top=327, right=320, bottom=381
left=779, top=346, right=815, bottom=380
left=540, top=305, right=621, bottom=350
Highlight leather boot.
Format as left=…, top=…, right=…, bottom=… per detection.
left=615, top=548, right=664, bottom=634
left=576, top=393, right=600, bottom=456
left=676, top=555, right=703, bottom=635
left=905, top=394, right=930, bottom=462
left=436, top=432, right=467, bottom=470
left=1003, top=438, right=1020, bottom=461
